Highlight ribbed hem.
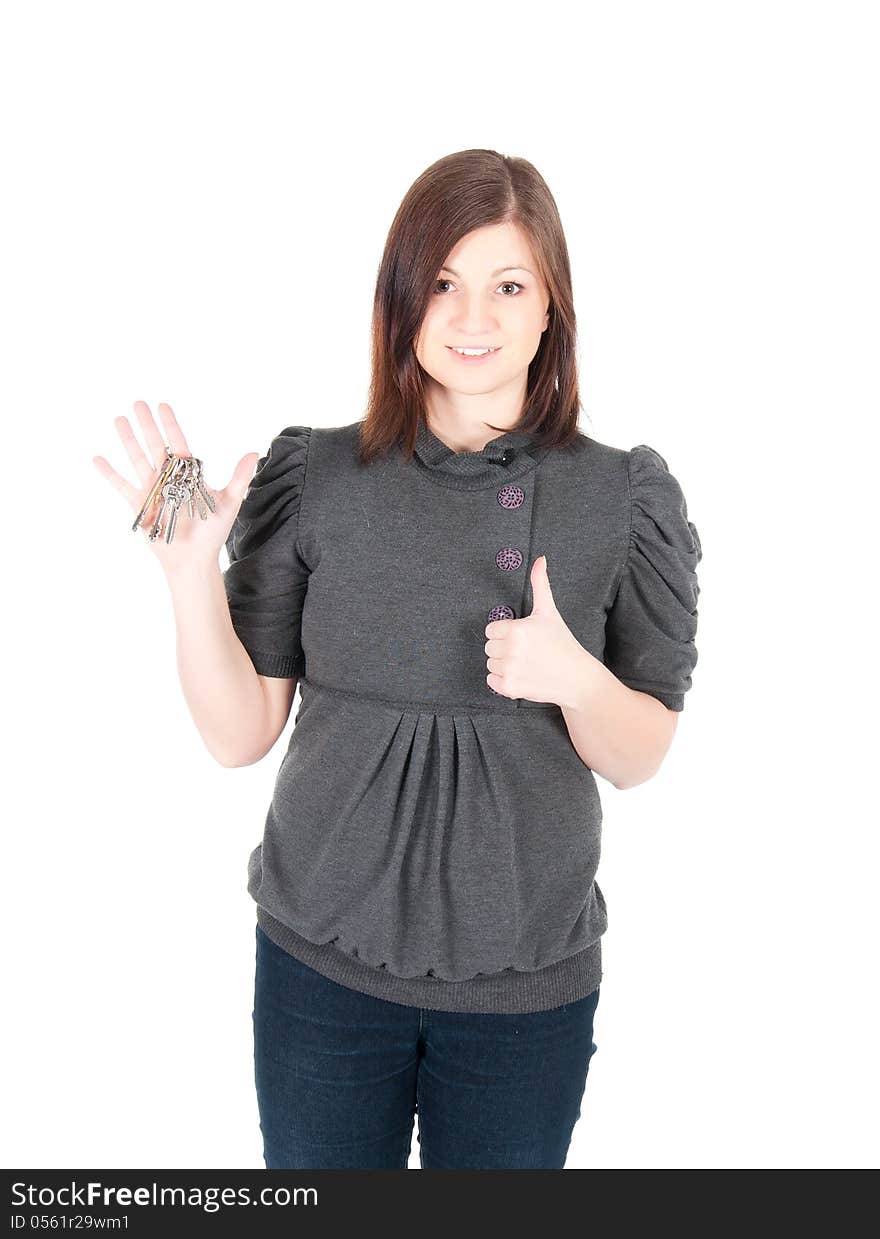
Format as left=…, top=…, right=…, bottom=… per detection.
left=256, top=905, right=602, bottom=1015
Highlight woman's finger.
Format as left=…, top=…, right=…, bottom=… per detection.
left=115, top=411, right=162, bottom=488
left=132, top=400, right=171, bottom=472
left=92, top=453, right=143, bottom=512
left=155, top=402, right=192, bottom=459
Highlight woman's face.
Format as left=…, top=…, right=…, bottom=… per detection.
left=414, top=222, right=551, bottom=405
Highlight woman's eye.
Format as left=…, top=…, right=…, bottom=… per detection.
left=432, top=279, right=524, bottom=295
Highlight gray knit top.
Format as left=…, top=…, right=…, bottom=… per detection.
left=223, top=415, right=702, bottom=1014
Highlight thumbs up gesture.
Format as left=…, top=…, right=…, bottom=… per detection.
left=484, top=555, right=589, bottom=707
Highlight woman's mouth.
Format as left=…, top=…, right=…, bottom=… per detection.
left=446, top=346, right=502, bottom=363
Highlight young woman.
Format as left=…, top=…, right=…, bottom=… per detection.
left=95, top=148, right=702, bottom=1170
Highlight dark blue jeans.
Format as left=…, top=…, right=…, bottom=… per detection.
left=253, top=923, right=600, bottom=1169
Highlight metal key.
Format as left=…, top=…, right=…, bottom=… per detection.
left=147, top=460, right=187, bottom=541
left=163, top=479, right=191, bottom=544
left=175, top=456, right=195, bottom=521
left=191, top=480, right=209, bottom=520
left=191, top=459, right=216, bottom=514
left=132, top=449, right=176, bottom=533
left=184, top=459, right=196, bottom=520
left=148, top=479, right=173, bottom=542
left=151, top=479, right=187, bottom=544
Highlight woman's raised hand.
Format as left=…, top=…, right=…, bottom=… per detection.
left=92, top=401, right=260, bottom=571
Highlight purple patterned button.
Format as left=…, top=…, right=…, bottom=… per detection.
left=495, top=547, right=523, bottom=571
left=497, top=483, right=525, bottom=510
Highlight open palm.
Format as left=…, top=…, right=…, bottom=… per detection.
left=93, top=401, right=260, bottom=569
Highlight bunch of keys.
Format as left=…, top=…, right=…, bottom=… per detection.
left=131, top=449, right=216, bottom=544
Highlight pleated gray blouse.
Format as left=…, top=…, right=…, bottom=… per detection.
left=223, top=415, right=702, bottom=1013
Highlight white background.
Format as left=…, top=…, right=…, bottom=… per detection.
left=3, top=0, right=877, bottom=1170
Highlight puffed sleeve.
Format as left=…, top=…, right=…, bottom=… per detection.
left=603, top=444, right=702, bottom=711
left=223, top=426, right=312, bottom=679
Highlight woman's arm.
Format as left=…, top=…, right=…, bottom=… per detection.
left=164, top=558, right=294, bottom=767
left=560, top=646, right=678, bottom=790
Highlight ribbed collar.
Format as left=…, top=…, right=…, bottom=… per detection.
left=412, top=415, right=544, bottom=490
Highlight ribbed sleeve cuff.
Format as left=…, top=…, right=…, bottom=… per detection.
left=244, top=649, right=302, bottom=678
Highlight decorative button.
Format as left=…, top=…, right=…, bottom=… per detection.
left=495, top=547, right=523, bottom=571
left=497, top=483, right=524, bottom=510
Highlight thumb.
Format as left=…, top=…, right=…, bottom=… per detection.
left=230, top=452, right=262, bottom=503
left=528, top=554, right=556, bottom=615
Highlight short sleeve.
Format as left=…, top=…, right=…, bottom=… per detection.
left=603, top=444, right=702, bottom=711
left=223, top=426, right=312, bottom=679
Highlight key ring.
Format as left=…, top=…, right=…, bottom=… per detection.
left=131, top=447, right=216, bottom=544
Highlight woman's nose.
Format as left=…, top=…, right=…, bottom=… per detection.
left=450, top=293, right=499, bottom=331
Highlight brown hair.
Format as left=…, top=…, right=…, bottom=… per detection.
left=358, top=148, right=589, bottom=466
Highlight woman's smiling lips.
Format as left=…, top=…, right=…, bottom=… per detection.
left=446, top=345, right=502, bottom=363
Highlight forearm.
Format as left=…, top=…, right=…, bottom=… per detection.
left=162, top=559, right=272, bottom=767
left=559, top=646, right=677, bottom=790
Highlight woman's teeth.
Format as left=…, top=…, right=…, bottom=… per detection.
left=449, top=346, right=499, bottom=356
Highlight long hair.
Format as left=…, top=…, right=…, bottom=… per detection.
left=359, top=148, right=588, bottom=465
